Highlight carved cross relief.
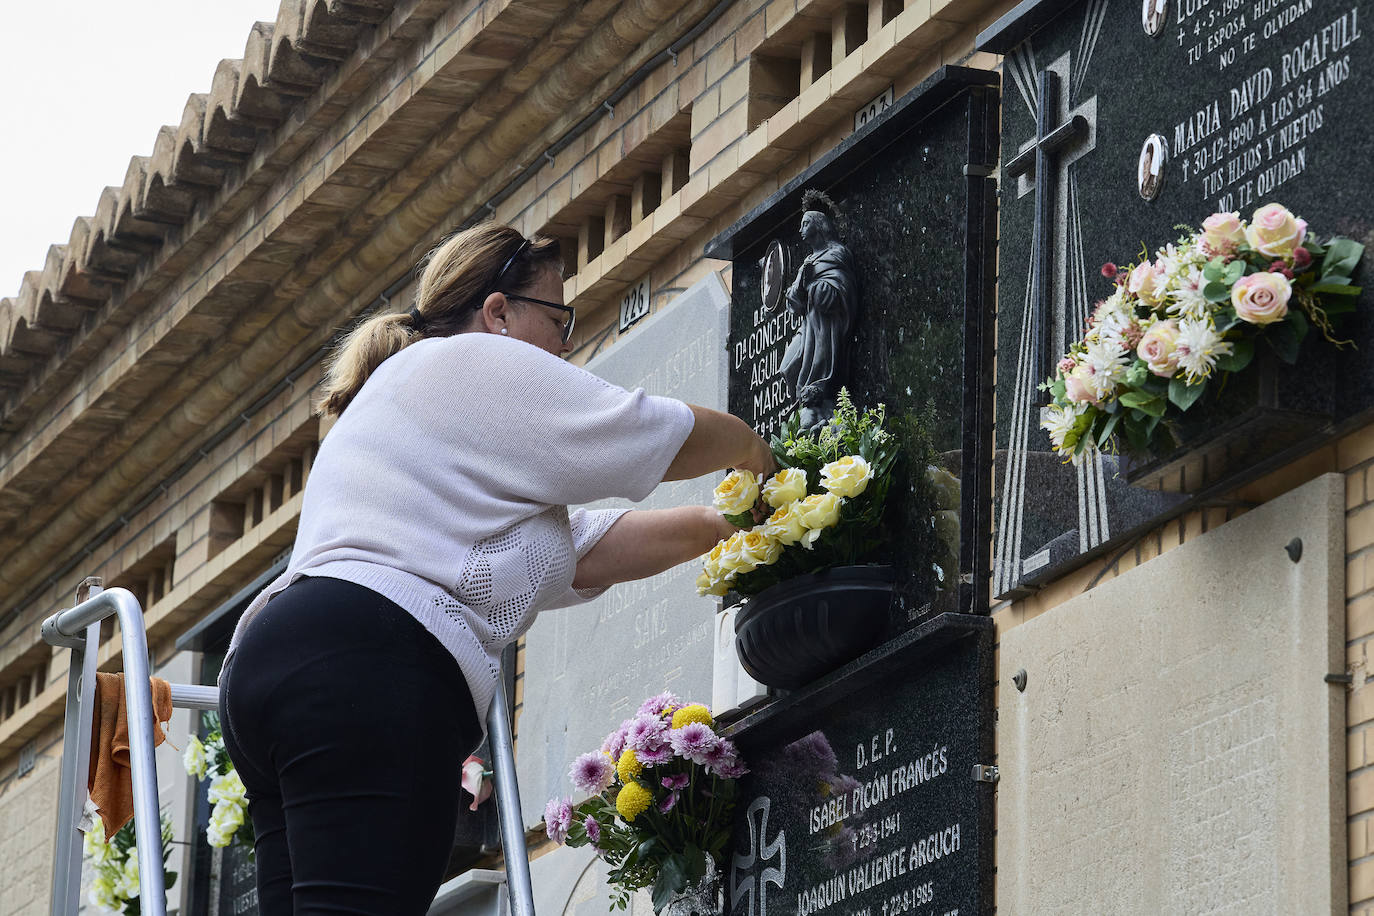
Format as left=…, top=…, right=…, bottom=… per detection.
left=1006, top=53, right=1098, bottom=391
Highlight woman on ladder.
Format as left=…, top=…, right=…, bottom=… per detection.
left=218, top=223, right=773, bottom=914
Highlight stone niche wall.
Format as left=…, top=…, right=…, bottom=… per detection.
left=996, top=473, right=1346, bottom=914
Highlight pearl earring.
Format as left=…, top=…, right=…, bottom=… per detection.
left=500, top=328, right=508, bottom=335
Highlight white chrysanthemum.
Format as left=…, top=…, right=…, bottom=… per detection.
left=207, top=798, right=245, bottom=848
left=1094, top=309, right=1136, bottom=350
left=1156, top=241, right=1206, bottom=279
left=1082, top=338, right=1128, bottom=399
left=1040, top=403, right=1082, bottom=452
left=1089, top=288, right=1130, bottom=329
left=1174, top=318, right=1233, bottom=384
left=1165, top=266, right=1211, bottom=322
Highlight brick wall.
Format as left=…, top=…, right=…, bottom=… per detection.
left=0, top=725, right=60, bottom=916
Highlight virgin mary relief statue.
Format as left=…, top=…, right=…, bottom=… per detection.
left=781, top=191, right=859, bottom=431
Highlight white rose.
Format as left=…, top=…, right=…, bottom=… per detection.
left=737, top=528, right=782, bottom=568
left=208, top=770, right=247, bottom=806
left=695, top=571, right=730, bottom=597
left=1245, top=202, right=1307, bottom=257
left=183, top=736, right=207, bottom=779
left=795, top=493, right=843, bottom=548
left=762, top=501, right=807, bottom=546
left=717, top=531, right=752, bottom=575
left=761, top=468, right=808, bottom=507
left=712, top=470, right=759, bottom=515
left=820, top=456, right=873, bottom=498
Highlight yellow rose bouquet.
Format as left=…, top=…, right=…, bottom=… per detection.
left=699, top=389, right=902, bottom=598
left=544, top=693, right=746, bottom=912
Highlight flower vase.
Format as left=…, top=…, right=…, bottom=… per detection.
left=734, top=565, right=895, bottom=689
left=662, top=858, right=723, bottom=916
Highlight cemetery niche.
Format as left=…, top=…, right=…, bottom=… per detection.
left=722, top=615, right=995, bottom=916
left=979, top=0, right=1374, bottom=599
left=706, top=65, right=999, bottom=630
left=706, top=67, right=999, bottom=916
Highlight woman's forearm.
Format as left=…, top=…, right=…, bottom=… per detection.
left=664, top=405, right=775, bottom=481
left=572, top=506, right=736, bottom=591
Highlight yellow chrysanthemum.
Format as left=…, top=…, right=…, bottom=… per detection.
left=616, top=748, right=642, bottom=783
left=670, top=703, right=713, bottom=729
left=616, top=781, right=653, bottom=822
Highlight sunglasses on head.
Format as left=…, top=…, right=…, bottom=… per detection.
left=481, top=237, right=576, bottom=344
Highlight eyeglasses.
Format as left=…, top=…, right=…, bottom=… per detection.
left=485, top=236, right=575, bottom=344
left=504, top=294, right=576, bottom=344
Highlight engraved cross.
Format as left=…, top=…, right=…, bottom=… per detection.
left=1005, top=65, right=1097, bottom=392
left=730, top=797, right=787, bottom=916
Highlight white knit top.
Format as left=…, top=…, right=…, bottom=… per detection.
left=226, top=332, right=696, bottom=732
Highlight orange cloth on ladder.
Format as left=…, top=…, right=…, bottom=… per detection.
left=88, top=672, right=173, bottom=836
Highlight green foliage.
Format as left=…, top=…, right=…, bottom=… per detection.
left=726, top=389, right=928, bottom=597
left=565, top=770, right=738, bottom=911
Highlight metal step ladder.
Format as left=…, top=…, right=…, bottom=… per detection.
left=41, top=577, right=536, bottom=916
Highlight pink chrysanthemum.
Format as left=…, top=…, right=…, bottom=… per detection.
left=544, top=797, right=573, bottom=844
left=659, top=790, right=681, bottom=814
left=569, top=751, right=615, bottom=795
left=601, top=720, right=632, bottom=761
left=638, top=744, right=674, bottom=766
left=637, top=692, right=681, bottom=718
left=703, top=737, right=748, bottom=778
left=626, top=715, right=669, bottom=751
left=669, top=722, right=719, bottom=765
left=661, top=773, right=689, bottom=791
left=583, top=815, right=601, bottom=845
left=713, top=757, right=750, bottom=779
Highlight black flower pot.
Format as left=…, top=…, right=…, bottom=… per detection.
left=734, top=566, right=896, bottom=690
left=1123, top=349, right=1333, bottom=493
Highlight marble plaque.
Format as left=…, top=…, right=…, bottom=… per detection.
left=518, top=274, right=754, bottom=826
left=982, top=0, right=1374, bottom=598
left=709, top=67, right=1000, bottom=624
left=723, top=615, right=995, bottom=916
left=997, top=473, right=1345, bottom=913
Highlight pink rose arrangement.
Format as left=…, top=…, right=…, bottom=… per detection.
left=544, top=693, right=746, bottom=912
left=1042, top=203, right=1363, bottom=461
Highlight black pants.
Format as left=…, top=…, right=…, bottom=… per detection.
left=219, top=576, right=482, bottom=915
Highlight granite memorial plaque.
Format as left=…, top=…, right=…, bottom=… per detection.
left=723, top=615, right=994, bottom=916
left=517, top=274, right=756, bottom=827
left=707, top=66, right=1000, bottom=623
left=215, top=846, right=258, bottom=916
left=980, top=0, right=1374, bottom=598
left=997, top=474, right=1344, bottom=913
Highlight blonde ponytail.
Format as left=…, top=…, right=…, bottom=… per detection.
left=317, top=222, right=561, bottom=417
left=318, top=312, right=420, bottom=417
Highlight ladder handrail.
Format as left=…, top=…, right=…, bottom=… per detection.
left=41, top=578, right=538, bottom=916
left=41, top=583, right=170, bottom=916
left=486, top=675, right=535, bottom=916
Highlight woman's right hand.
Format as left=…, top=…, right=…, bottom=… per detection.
left=734, top=431, right=777, bottom=481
